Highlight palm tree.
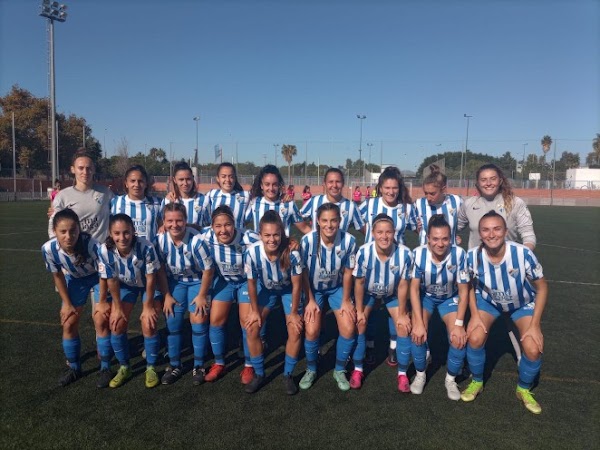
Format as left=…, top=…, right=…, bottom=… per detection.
left=541, top=135, right=553, bottom=154
left=281, top=144, right=297, bottom=183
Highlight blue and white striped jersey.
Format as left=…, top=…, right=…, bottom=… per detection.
left=411, top=244, right=470, bottom=300
left=415, top=194, right=463, bottom=245
left=245, top=197, right=302, bottom=236
left=154, top=227, right=212, bottom=282
left=300, top=230, right=357, bottom=291
left=353, top=241, right=413, bottom=298
left=97, top=237, right=161, bottom=288
left=42, top=234, right=100, bottom=278
left=111, top=195, right=163, bottom=242
left=467, top=241, right=544, bottom=312
left=161, top=193, right=209, bottom=227
left=203, top=229, right=259, bottom=283
left=205, top=188, right=250, bottom=229
left=300, top=194, right=365, bottom=232
left=244, top=242, right=303, bottom=291
left=359, top=198, right=418, bottom=244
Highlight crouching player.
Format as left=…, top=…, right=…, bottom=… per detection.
left=98, top=214, right=162, bottom=388
left=409, top=214, right=469, bottom=400
left=461, top=211, right=548, bottom=414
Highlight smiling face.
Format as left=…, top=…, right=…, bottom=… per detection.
left=479, top=215, right=508, bottom=253
left=427, top=225, right=451, bottom=260
left=217, top=166, right=236, bottom=193
left=373, top=219, right=395, bottom=253
left=54, top=218, right=80, bottom=253
left=380, top=178, right=400, bottom=206
left=317, top=209, right=340, bottom=241
left=164, top=210, right=186, bottom=240
left=260, top=222, right=282, bottom=256
left=423, top=182, right=446, bottom=206
left=476, top=168, right=502, bottom=200
left=110, top=220, right=135, bottom=256
left=261, top=173, right=281, bottom=202
left=71, top=156, right=94, bottom=188
left=324, top=171, right=344, bottom=201
left=125, top=170, right=147, bottom=200
left=174, top=169, right=194, bottom=198
left=212, top=213, right=235, bottom=245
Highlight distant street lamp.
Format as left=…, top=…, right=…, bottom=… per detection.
left=459, top=114, right=472, bottom=189
left=367, top=142, right=373, bottom=177
left=39, top=0, right=68, bottom=182
left=273, top=144, right=280, bottom=167
left=193, top=116, right=200, bottom=166
left=357, top=114, right=366, bottom=183
left=521, top=142, right=528, bottom=186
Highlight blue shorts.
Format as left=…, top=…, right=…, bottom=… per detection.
left=422, top=295, right=459, bottom=318
left=476, top=294, right=535, bottom=322
left=212, top=276, right=248, bottom=303
left=364, top=293, right=398, bottom=309
left=65, top=273, right=99, bottom=307
left=312, top=285, right=344, bottom=311
left=256, top=282, right=304, bottom=315
left=169, top=278, right=202, bottom=314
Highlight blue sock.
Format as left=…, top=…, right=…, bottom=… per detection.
left=396, top=336, right=412, bottom=373
left=304, top=338, right=319, bottom=372
left=352, top=333, right=366, bottom=371
left=166, top=313, right=184, bottom=367
left=411, top=341, right=427, bottom=372
left=63, top=337, right=81, bottom=371
left=250, top=355, right=265, bottom=377
left=335, top=335, right=355, bottom=371
left=191, top=322, right=208, bottom=367
left=144, top=334, right=160, bottom=367
left=241, top=327, right=251, bottom=366
left=466, top=345, right=486, bottom=382
left=96, top=335, right=112, bottom=370
left=447, top=343, right=466, bottom=377
left=284, top=353, right=298, bottom=376
left=518, top=354, right=542, bottom=389
left=209, top=325, right=226, bottom=365
left=110, top=333, right=129, bottom=366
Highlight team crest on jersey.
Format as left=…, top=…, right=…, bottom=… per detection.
left=279, top=207, right=287, bottom=218
left=194, top=205, right=202, bottom=212
left=446, top=264, right=457, bottom=273
left=341, top=210, right=348, bottom=217
left=496, top=203, right=505, bottom=213
left=509, top=268, right=520, bottom=278
left=94, top=194, right=103, bottom=205
left=390, top=265, right=399, bottom=274
left=448, top=208, right=455, bottom=215
left=235, top=193, right=245, bottom=203
left=234, top=244, right=244, bottom=253
left=336, top=250, right=345, bottom=258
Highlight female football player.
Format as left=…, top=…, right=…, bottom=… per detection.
left=205, top=162, right=250, bottom=229
left=162, top=161, right=209, bottom=230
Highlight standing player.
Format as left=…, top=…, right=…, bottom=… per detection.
left=350, top=214, right=413, bottom=392
left=245, top=164, right=307, bottom=236
left=49, top=150, right=113, bottom=242
left=409, top=215, right=469, bottom=400
left=155, top=203, right=214, bottom=385
left=359, top=166, right=419, bottom=366
left=203, top=206, right=260, bottom=384
left=415, top=164, right=462, bottom=246
left=205, top=162, right=250, bottom=229
left=300, top=168, right=364, bottom=233
left=162, top=161, right=209, bottom=230
left=111, top=165, right=162, bottom=242
left=299, top=203, right=357, bottom=391
left=461, top=211, right=547, bottom=414
left=42, top=209, right=104, bottom=386
left=97, top=214, right=162, bottom=388
left=243, top=211, right=304, bottom=395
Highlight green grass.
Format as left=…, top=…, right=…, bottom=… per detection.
left=1, top=203, right=599, bottom=449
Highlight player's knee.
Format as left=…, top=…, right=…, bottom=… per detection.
left=521, top=340, right=541, bottom=360
left=468, top=332, right=486, bottom=349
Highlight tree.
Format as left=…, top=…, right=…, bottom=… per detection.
left=585, top=133, right=600, bottom=167
left=541, top=135, right=553, bottom=154
left=281, top=144, right=297, bottom=183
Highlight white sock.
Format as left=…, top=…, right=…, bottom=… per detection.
left=355, top=367, right=364, bottom=373
left=398, top=371, right=407, bottom=376
left=445, top=373, right=456, bottom=382
left=426, top=350, right=431, bottom=360
left=389, top=340, right=397, bottom=350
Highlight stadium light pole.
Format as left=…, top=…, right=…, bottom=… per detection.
left=367, top=142, right=373, bottom=180
left=273, top=144, right=280, bottom=167
left=357, top=115, right=366, bottom=184
left=460, top=114, right=472, bottom=190
left=521, top=142, right=528, bottom=187
left=193, top=116, right=200, bottom=166
left=39, top=0, right=67, bottom=183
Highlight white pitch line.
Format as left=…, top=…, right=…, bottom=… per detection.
left=0, top=248, right=39, bottom=253
left=0, top=231, right=40, bottom=236
left=547, top=279, right=600, bottom=287
left=538, top=243, right=600, bottom=254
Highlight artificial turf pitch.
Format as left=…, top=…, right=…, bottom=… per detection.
left=0, top=202, right=598, bottom=449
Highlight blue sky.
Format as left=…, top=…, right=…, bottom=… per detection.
left=1, top=0, right=598, bottom=171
